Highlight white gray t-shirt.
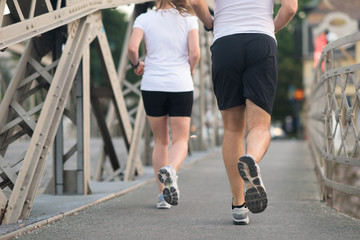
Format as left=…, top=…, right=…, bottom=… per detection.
left=213, top=0, right=275, bottom=42
left=133, top=8, right=198, bottom=92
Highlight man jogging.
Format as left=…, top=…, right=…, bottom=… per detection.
left=190, top=0, right=298, bottom=224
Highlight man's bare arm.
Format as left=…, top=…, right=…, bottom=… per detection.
left=274, top=0, right=298, bottom=33
left=190, top=0, right=213, bottom=29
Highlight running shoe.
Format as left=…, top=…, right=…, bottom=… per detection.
left=158, top=166, right=179, bottom=206
left=232, top=206, right=249, bottom=225
left=157, top=194, right=171, bottom=209
left=238, top=155, right=268, bottom=213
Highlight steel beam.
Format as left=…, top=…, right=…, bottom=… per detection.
left=94, top=9, right=136, bottom=181
left=2, top=15, right=91, bottom=224
left=123, top=98, right=145, bottom=181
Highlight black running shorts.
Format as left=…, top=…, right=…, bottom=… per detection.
left=210, top=33, right=278, bottom=115
left=141, top=91, right=193, bottom=117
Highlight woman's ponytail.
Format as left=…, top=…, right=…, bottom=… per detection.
left=157, top=0, right=195, bottom=15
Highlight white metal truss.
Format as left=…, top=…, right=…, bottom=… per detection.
left=94, top=4, right=148, bottom=182
left=0, top=0, right=152, bottom=50
left=1, top=15, right=93, bottom=223
left=0, top=4, right=141, bottom=224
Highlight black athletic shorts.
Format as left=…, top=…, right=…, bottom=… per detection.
left=141, top=91, right=193, bottom=117
left=210, top=33, right=278, bottom=115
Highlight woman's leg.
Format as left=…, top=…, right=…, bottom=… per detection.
left=147, top=115, right=169, bottom=194
left=168, top=116, right=191, bottom=171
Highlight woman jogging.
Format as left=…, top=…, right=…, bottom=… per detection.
left=128, top=0, right=200, bottom=209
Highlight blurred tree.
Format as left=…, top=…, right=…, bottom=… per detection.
left=272, top=0, right=311, bottom=136
left=0, top=58, right=12, bottom=87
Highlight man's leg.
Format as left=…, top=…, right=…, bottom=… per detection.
left=245, top=99, right=271, bottom=162
left=238, top=99, right=271, bottom=213
left=220, top=105, right=246, bottom=206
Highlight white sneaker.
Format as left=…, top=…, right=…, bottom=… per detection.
left=158, top=166, right=179, bottom=206
left=157, top=194, right=171, bottom=209
left=232, top=206, right=249, bottom=225
left=238, top=155, right=268, bottom=213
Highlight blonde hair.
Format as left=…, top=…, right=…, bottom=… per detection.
left=157, top=0, right=195, bottom=15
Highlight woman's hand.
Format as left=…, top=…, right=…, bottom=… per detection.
left=134, top=61, right=145, bottom=76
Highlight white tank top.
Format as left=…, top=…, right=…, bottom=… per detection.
left=213, top=0, right=275, bottom=42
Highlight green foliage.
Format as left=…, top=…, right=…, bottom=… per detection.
left=0, top=58, right=12, bottom=86
left=272, top=0, right=311, bottom=131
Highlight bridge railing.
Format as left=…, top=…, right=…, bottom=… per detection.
left=307, top=31, right=360, bottom=216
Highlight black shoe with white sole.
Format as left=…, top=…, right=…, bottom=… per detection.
left=238, top=155, right=268, bottom=213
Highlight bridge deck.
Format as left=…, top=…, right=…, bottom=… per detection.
left=2, top=140, right=360, bottom=239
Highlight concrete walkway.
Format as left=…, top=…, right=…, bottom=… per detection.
left=6, top=141, right=360, bottom=239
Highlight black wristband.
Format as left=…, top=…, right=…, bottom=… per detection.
left=204, top=25, right=213, bottom=32
left=131, top=60, right=140, bottom=69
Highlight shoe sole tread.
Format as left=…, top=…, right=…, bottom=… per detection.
left=238, top=156, right=268, bottom=214
left=158, top=167, right=179, bottom=206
